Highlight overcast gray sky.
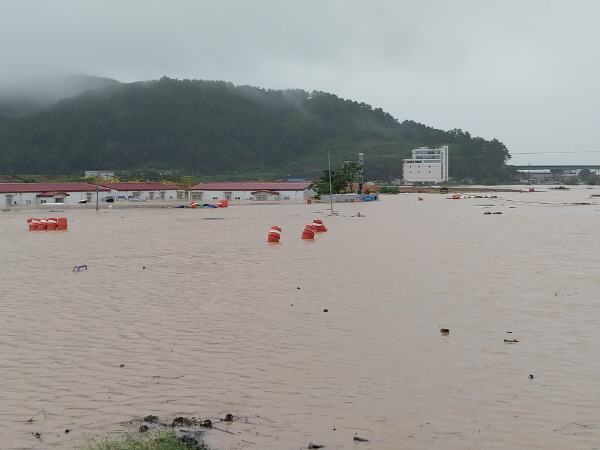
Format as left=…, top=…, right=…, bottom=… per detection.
left=2, top=0, right=599, bottom=165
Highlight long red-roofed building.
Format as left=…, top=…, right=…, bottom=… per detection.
left=0, top=182, right=111, bottom=206
left=188, top=181, right=314, bottom=202
left=98, top=182, right=184, bottom=201
left=0, top=181, right=184, bottom=206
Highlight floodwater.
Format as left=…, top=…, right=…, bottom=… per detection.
left=1, top=186, right=600, bottom=450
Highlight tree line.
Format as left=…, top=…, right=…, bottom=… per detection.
left=0, top=77, right=515, bottom=183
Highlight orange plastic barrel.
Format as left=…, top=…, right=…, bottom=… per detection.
left=312, top=219, right=327, bottom=232
left=47, top=218, right=58, bottom=231
left=306, top=198, right=312, bottom=204
left=28, top=218, right=40, bottom=231
left=301, top=225, right=315, bottom=240
left=217, top=199, right=229, bottom=207
left=57, top=217, right=68, bottom=230
left=267, top=225, right=281, bottom=243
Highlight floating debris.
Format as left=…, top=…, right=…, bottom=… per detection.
left=529, top=374, right=534, bottom=379
left=308, top=443, right=324, bottom=449
left=172, top=416, right=193, bottom=427
left=504, top=339, right=519, bottom=343
left=354, top=433, right=369, bottom=442
left=440, top=328, right=449, bottom=335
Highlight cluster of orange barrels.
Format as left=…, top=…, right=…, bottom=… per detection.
left=27, top=217, right=68, bottom=231
left=268, top=219, right=327, bottom=243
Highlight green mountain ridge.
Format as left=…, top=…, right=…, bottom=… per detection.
left=0, top=76, right=513, bottom=182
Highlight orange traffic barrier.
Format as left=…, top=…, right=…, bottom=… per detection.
left=301, top=225, right=315, bottom=240
left=312, top=219, right=327, bottom=232
left=267, top=225, right=281, bottom=243
left=46, top=217, right=58, bottom=231
left=306, top=197, right=312, bottom=204
left=27, top=217, right=67, bottom=231
left=57, top=217, right=68, bottom=230
left=217, top=199, right=229, bottom=207
left=28, top=218, right=40, bottom=231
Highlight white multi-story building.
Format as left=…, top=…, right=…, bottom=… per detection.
left=402, top=146, right=449, bottom=184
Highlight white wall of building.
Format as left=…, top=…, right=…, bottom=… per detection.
left=107, top=188, right=184, bottom=201
left=189, top=189, right=312, bottom=202
left=403, top=146, right=449, bottom=184
left=1, top=191, right=110, bottom=205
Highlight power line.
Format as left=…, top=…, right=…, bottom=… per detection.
left=511, top=150, right=600, bottom=155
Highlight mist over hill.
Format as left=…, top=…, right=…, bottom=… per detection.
left=0, top=76, right=513, bottom=182
left=0, top=74, right=121, bottom=117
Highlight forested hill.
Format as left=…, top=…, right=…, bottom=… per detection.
left=0, top=77, right=514, bottom=182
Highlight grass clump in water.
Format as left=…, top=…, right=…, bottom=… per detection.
left=81, top=428, right=209, bottom=450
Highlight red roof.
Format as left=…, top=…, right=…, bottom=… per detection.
left=0, top=182, right=110, bottom=193
left=99, top=182, right=182, bottom=191
left=37, top=191, right=71, bottom=197
left=190, top=181, right=312, bottom=191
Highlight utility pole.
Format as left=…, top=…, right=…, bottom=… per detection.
left=328, top=149, right=333, bottom=215
left=96, top=172, right=99, bottom=211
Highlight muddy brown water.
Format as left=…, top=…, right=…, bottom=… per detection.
left=1, top=187, right=600, bottom=449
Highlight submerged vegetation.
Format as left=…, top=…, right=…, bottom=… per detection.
left=80, top=428, right=209, bottom=450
